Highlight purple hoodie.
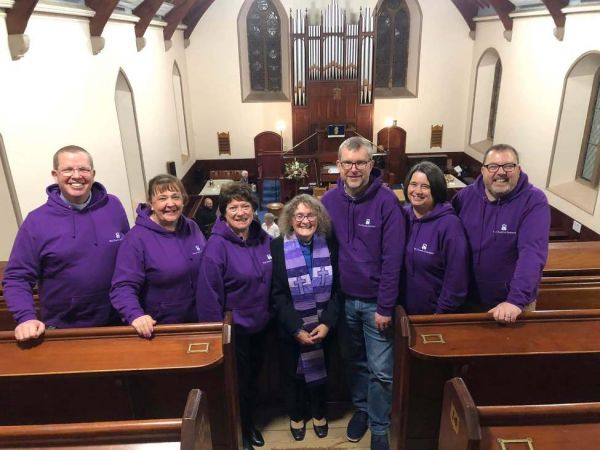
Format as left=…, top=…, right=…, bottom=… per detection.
left=2, top=182, right=130, bottom=328
left=110, top=204, right=206, bottom=325
left=196, top=217, right=272, bottom=333
left=321, top=169, right=406, bottom=316
left=452, top=172, right=550, bottom=309
left=403, top=203, right=469, bottom=314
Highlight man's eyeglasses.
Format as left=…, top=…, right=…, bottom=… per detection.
left=294, top=213, right=317, bottom=222
left=339, top=160, right=371, bottom=170
left=483, top=163, right=518, bottom=173
left=58, top=167, right=93, bottom=177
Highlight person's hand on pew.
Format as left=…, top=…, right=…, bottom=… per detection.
left=131, top=315, right=157, bottom=338
left=375, top=312, right=392, bottom=332
left=14, top=319, right=46, bottom=341
left=488, top=302, right=522, bottom=324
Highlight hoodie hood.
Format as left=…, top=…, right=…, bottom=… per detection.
left=211, top=216, right=267, bottom=245
left=336, top=167, right=384, bottom=204
left=473, top=171, right=530, bottom=204
left=134, top=203, right=194, bottom=236
left=408, top=202, right=455, bottom=224
left=46, top=182, right=109, bottom=212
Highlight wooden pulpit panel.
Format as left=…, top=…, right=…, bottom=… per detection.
left=0, top=325, right=225, bottom=377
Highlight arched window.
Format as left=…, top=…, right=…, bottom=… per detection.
left=238, top=0, right=289, bottom=102
left=547, top=53, right=600, bottom=215
left=578, top=72, right=600, bottom=184
left=373, top=0, right=421, bottom=98
left=375, top=0, right=409, bottom=89
left=469, top=49, right=502, bottom=150
left=172, top=62, right=190, bottom=160
left=115, top=70, right=146, bottom=218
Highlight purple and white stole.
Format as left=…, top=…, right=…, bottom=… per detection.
left=283, top=233, right=333, bottom=385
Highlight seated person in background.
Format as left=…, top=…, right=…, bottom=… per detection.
left=2, top=145, right=130, bottom=341
left=270, top=194, right=339, bottom=441
left=110, top=174, right=206, bottom=338
left=402, top=162, right=468, bottom=314
left=261, top=212, right=280, bottom=238
left=196, top=182, right=272, bottom=450
left=452, top=144, right=550, bottom=323
left=240, top=170, right=249, bottom=184
left=194, top=197, right=216, bottom=238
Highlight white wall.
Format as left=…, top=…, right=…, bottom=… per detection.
left=464, top=10, right=600, bottom=232
left=0, top=9, right=196, bottom=226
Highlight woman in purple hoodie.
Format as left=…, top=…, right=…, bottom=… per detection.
left=403, top=162, right=469, bottom=314
left=196, top=182, right=272, bottom=450
left=110, top=174, right=206, bottom=338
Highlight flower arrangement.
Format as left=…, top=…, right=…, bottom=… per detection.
left=284, top=159, right=308, bottom=180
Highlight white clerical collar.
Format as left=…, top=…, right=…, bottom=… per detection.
left=60, top=192, right=92, bottom=210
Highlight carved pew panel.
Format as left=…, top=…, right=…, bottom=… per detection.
left=0, top=320, right=239, bottom=450
left=0, top=389, right=212, bottom=449
left=391, top=307, right=600, bottom=450
left=439, top=377, right=600, bottom=450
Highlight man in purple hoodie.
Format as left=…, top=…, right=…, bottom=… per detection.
left=2, top=145, right=130, bottom=341
left=321, top=137, right=405, bottom=450
left=452, top=144, right=550, bottom=323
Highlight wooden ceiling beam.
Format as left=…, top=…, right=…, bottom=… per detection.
left=5, top=0, right=39, bottom=35
left=85, top=0, right=120, bottom=37
left=183, top=0, right=215, bottom=40
left=487, top=0, right=515, bottom=32
left=133, top=0, right=164, bottom=38
left=541, top=0, right=569, bottom=28
left=450, top=0, right=479, bottom=32
left=163, top=0, right=196, bottom=41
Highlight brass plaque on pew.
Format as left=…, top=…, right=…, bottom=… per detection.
left=0, top=324, right=224, bottom=377
left=498, top=437, right=534, bottom=450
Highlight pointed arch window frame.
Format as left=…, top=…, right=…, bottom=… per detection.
left=172, top=61, right=192, bottom=162
left=373, top=0, right=422, bottom=99
left=237, top=0, right=290, bottom=103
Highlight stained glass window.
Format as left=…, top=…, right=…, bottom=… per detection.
left=247, top=0, right=282, bottom=92
left=375, top=0, right=409, bottom=89
left=580, top=73, right=600, bottom=184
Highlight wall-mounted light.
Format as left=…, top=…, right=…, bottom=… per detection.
left=383, top=117, right=394, bottom=128
left=275, top=120, right=286, bottom=133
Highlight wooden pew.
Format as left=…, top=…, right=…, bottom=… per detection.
left=0, top=389, right=212, bottom=449
left=390, top=307, right=600, bottom=450
left=439, top=377, right=600, bottom=450
left=544, top=241, right=600, bottom=277
left=0, top=316, right=240, bottom=450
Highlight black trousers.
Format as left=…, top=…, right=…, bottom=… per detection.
left=279, top=338, right=327, bottom=422
left=235, top=326, right=268, bottom=433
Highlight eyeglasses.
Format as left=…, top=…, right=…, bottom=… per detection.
left=483, top=163, right=518, bottom=173
left=294, top=213, right=317, bottom=222
left=339, top=160, right=371, bottom=170
left=58, top=167, right=93, bottom=177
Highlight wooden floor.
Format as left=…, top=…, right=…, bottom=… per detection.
left=254, top=403, right=371, bottom=449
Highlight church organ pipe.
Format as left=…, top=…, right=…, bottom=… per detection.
left=291, top=1, right=374, bottom=105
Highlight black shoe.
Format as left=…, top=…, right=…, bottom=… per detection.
left=313, top=419, right=328, bottom=438
left=248, top=427, right=264, bottom=447
left=371, top=433, right=390, bottom=450
left=242, top=435, right=254, bottom=450
left=290, top=420, right=306, bottom=441
left=346, top=410, right=369, bottom=442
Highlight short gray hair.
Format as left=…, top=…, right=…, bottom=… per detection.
left=263, top=212, right=275, bottom=223
left=338, top=136, right=375, bottom=160
left=279, top=194, right=331, bottom=238
left=483, top=144, right=520, bottom=164
left=53, top=145, right=94, bottom=170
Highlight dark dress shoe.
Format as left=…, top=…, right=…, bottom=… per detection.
left=249, top=427, right=264, bottom=447
left=313, top=420, right=329, bottom=438
left=290, top=420, right=306, bottom=441
left=242, top=435, right=254, bottom=450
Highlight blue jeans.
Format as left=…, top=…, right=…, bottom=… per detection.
left=339, top=298, right=393, bottom=435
